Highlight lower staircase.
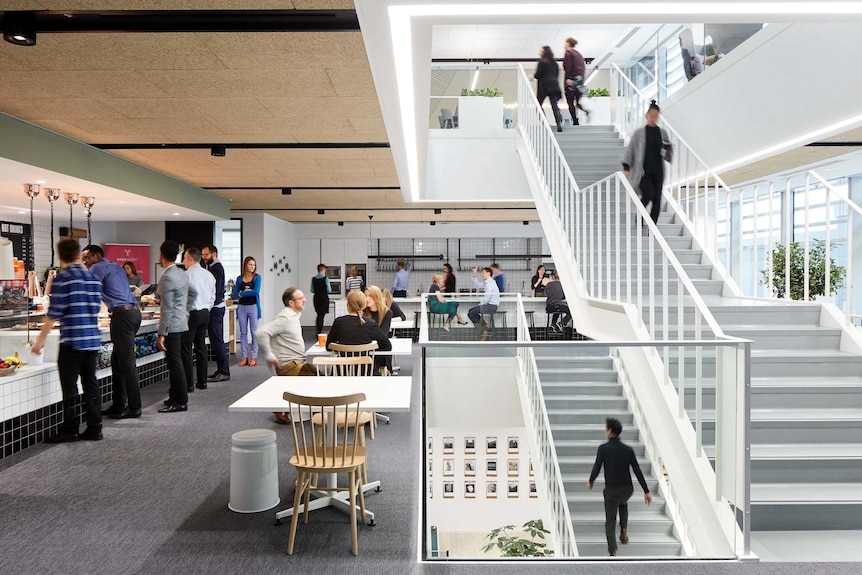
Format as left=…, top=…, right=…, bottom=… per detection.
left=536, top=349, right=683, bottom=556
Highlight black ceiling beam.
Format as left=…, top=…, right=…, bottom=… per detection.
left=806, top=142, right=862, bottom=147
left=206, top=186, right=401, bottom=191
left=0, top=10, right=360, bottom=34
left=433, top=57, right=594, bottom=64
left=91, top=142, right=389, bottom=150
left=231, top=207, right=536, bottom=212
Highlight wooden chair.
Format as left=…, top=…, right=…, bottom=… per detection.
left=282, top=391, right=368, bottom=556
left=328, top=342, right=389, bottom=425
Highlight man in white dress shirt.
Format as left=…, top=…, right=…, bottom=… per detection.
left=182, top=247, right=216, bottom=391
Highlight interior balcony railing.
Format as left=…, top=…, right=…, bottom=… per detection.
left=419, top=294, right=752, bottom=559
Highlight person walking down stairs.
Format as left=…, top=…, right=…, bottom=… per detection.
left=622, top=100, right=673, bottom=224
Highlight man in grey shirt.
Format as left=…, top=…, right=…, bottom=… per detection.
left=156, top=240, right=196, bottom=413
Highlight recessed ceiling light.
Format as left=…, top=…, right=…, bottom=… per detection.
left=173, top=212, right=180, bottom=216
left=18, top=210, right=26, bottom=214
left=35, top=180, right=45, bottom=184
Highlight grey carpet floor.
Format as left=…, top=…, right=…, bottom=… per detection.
left=0, top=329, right=857, bottom=575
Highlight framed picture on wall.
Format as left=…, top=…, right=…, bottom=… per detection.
left=486, top=436, right=497, bottom=454
left=464, top=458, right=476, bottom=476
left=465, top=481, right=476, bottom=498
left=486, top=481, right=498, bottom=498
left=508, top=436, right=519, bottom=454
left=464, top=436, right=476, bottom=454
left=529, top=458, right=534, bottom=476
left=507, top=458, right=519, bottom=476
left=529, top=480, right=538, bottom=498
left=507, top=480, right=519, bottom=498
left=429, top=481, right=433, bottom=498
left=486, top=459, right=497, bottom=477
left=427, top=436, right=432, bottom=454
left=443, top=436, right=454, bottom=454
left=443, top=481, right=454, bottom=498
left=428, top=459, right=433, bottom=476
left=443, top=458, right=454, bottom=476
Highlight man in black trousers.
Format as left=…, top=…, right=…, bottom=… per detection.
left=588, top=417, right=652, bottom=556
left=202, top=245, right=230, bottom=383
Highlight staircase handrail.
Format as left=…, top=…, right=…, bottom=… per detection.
left=610, top=62, right=742, bottom=296
left=514, top=294, right=577, bottom=557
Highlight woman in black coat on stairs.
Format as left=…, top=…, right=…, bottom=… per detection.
left=534, top=45, right=564, bottom=132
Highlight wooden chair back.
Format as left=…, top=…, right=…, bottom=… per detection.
left=282, top=391, right=367, bottom=469
left=313, top=355, right=374, bottom=377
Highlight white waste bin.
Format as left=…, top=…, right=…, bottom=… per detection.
left=229, top=429, right=280, bottom=513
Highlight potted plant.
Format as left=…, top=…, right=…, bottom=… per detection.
left=482, top=519, right=553, bottom=557
left=585, top=87, right=611, bottom=124
left=760, top=239, right=846, bottom=300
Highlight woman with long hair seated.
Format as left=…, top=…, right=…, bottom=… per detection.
left=364, top=285, right=396, bottom=374
left=428, top=272, right=467, bottom=332
left=326, top=290, right=392, bottom=354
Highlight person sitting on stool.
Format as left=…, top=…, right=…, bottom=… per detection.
left=542, top=276, right=572, bottom=333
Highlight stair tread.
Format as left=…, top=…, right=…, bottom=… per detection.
left=694, top=407, right=862, bottom=421
left=752, top=483, right=862, bottom=502
left=752, top=377, right=862, bottom=388
left=752, top=443, right=862, bottom=458
left=574, top=532, right=679, bottom=543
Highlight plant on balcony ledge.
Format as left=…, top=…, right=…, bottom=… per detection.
left=482, top=519, right=553, bottom=557
left=460, top=87, right=503, bottom=97
left=760, top=239, right=845, bottom=300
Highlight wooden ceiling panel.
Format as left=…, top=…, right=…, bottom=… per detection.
left=326, top=68, right=379, bottom=97
left=207, top=116, right=357, bottom=138
left=0, top=97, right=125, bottom=120
left=348, top=116, right=389, bottom=139
left=7, top=2, right=306, bottom=9
left=249, top=148, right=381, bottom=161
left=1, top=33, right=224, bottom=71
left=99, top=97, right=274, bottom=120
left=0, top=70, right=168, bottom=99
left=198, top=32, right=369, bottom=70
left=58, top=117, right=223, bottom=139
left=137, top=68, right=334, bottom=98
left=258, top=96, right=382, bottom=119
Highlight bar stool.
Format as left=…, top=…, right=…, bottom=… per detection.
left=229, top=429, right=280, bottom=513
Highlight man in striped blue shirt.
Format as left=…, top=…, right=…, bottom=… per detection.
left=32, top=239, right=104, bottom=443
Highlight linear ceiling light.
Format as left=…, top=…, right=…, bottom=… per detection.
left=470, top=66, right=479, bottom=91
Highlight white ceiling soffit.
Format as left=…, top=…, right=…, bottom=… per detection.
left=355, top=0, right=862, bottom=203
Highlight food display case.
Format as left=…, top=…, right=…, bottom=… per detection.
left=0, top=279, right=28, bottom=330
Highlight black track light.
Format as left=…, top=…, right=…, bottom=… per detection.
left=338, top=221, right=344, bottom=226
left=434, top=208, right=442, bottom=215
left=3, top=12, right=37, bottom=46
left=318, top=209, right=325, bottom=215
left=281, top=188, right=292, bottom=195
left=211, top=145, right=226, bottom=157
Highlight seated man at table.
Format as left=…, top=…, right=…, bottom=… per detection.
left=256, top=287, right=316, bottom=424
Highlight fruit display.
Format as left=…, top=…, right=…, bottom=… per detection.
left=0, top=352, right=22, bottom=375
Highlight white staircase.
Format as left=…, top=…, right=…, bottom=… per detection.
left=536, top=350, right=683, bottom=556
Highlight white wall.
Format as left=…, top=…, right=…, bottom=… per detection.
left=425, top=355, right=540, bottom=532
left=426, top=131, right=531, bottom=201
left=663, top=23, right=862, bottom=172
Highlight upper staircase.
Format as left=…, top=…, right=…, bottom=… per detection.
left=554, top=126, right=624, bottom=187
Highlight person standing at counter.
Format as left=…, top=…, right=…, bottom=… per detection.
left=491, top=263, right=506, bottom=293
left=156, top=240, right=195, bottom=414
left=33, top=239, right=103, bottom=442
left=232, top=256, right=261, bottom=367
left=531, top=265, right=547, bottom=297
left=202, top=245, right=230, bottom=383
left=442, top=263, right=456, bottom=294
left=182, top=248, right=215, bottom=391
left=310, top=263, right=331, bottom=336
left=82, top=244, right=143, bottom=420
left=391, top=261, right=410, bottom=298
left=123, top=261, right=143, bottom=288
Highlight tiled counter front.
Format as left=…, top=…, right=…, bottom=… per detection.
left=0, top=319, right=167, bottom=459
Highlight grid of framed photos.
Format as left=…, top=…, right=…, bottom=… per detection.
left=427, top=433, right=537, bottom=500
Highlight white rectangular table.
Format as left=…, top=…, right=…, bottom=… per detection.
left=305, top=337, right=413, bottom=357
left=229, top=375, right=412, bottom=523
left=389, top=319, right=414, bottom=332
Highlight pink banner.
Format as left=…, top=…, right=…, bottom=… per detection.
left=105, top=243, right=151, bottom=284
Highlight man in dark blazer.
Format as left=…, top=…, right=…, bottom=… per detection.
left=588, top=417, right=652, bottom=556
left=156, top=240, right=195, bottom=413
